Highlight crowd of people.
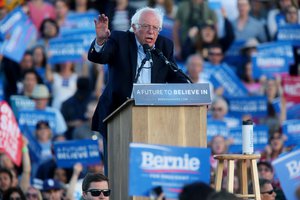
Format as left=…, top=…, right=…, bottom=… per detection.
left=0, top=0, right=300, bottom=199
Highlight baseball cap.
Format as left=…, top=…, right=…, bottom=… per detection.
left=42, top=179, right=63, bottom=191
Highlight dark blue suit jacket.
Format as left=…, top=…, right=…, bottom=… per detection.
left=88, top=31, right=188, bottom=138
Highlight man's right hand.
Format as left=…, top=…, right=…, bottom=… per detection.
left=94, top=14, right=111, bottom=46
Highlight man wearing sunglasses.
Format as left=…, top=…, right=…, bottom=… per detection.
left=82, top=173, right=111, bottom=200
left=260, top=179, right=276, bottom=200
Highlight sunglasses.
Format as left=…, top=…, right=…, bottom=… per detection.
left=87, top=189, right=111, bottom=197
left=258, top=167, right=271, bottom=172
left=9, top=197, right=21, bottom=200
left=261, top=189, right=274, bottom=195
left=212, top=107, right=223, bottom=112
left=26, top=193, right=39, bottom=198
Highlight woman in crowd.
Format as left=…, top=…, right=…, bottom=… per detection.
left=2, top=187, right=26, bottom=200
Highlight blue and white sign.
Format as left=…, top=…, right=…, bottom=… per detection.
left=18, top=110, right=56, bottom=134
left=252, top=54, right=289, bottom=79
left=60, top=28, right=95, bottom=51
left=228, top=125, right=269, bottom=153
left=272, top=149, right=300, bottom=200
left=133, top=83, right=211, bottom=106
left=53, top=139, right=101, bottom=168
left=287, top=103, right=300, bottom=120
left=0, top=6, right=26, bottom=40
left=282, top=120, right=300, bottom=146
left=207, top=119, right=229, bottom=141
left=48, top=38, right=85, bottom=64
left=277, top=24, right=300, bottom=43
left=21, top=125, right=42, bottom=163
left=228, top=96, right=268, bottom=117
left=257, top=41, right=294, bottom=64
left=223, top=40, right=247, bottom=68
left=209, top=65, right=248, bottom=97
left=1, top=18, right=37, bottom=63
left=129, top=143, right=211, bottom=199
left=10, top=95, right=35, bottom=117
left=208, top=0, right=222, bottom=10
left=65, top=12, right=98, bottom=29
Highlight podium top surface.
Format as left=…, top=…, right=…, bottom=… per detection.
left=103, top=99, right=134, bottom=123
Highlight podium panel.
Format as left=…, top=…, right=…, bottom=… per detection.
left=105, top=100, right=207, bottom=200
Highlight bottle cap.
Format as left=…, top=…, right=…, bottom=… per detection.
left=242, top=119, right=253, bottom=125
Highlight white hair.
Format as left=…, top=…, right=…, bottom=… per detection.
left=129, top=7, right=164, bottom=32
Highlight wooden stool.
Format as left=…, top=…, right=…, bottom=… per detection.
left=214, top=154, right=261, bottom=200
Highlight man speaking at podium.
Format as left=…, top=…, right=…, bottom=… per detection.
left=88, top=7, right=189, bottom=138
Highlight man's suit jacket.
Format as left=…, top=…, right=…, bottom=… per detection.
left=88, top=30, right=188, bottom=138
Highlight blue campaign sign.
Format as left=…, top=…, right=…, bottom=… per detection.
left=252, top=54, right=289, bottom=79
left=210, top=65, right=248, bottom=97
left=0, top=79, right=3, bottom=101
left=223, top=40, right=247, bottom=68
left=228, top=125, right=269, bottom=153
left=0, top=6, right=27, bottom=40
left=18, top=110, right=56, bottom=134
left=129, top=143, right=211, bottom=199
left=10, top=95, right=35, bottom=117
left=208, top=0, right=222, bottom=10
left=21, top=124, right=42, bottom=163
left=53, top=139, right=101, bottom=168
left=207, top=119, right=229, bottom=141
left=257, top=41, right=294, bottom=65
left=60, top=28, right=95, bottom=51
left=277, top=24, right=300, bottom=43
left=2, top=18, right=37, bottom=63
left=272, top=149, right=300, bottom=200
left=227, top=96, right=268, bottom=117
left=282, top=120, right=300, bottom=146
left=65, top=12, right=98, bottom=29
left=48, top=38, right=85, bottom=64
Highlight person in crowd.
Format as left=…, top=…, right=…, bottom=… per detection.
left=232, top=0, right=267, bottom=42
left=260, top=78, right=285, bottom=134
left=69, top=0, right=98, bottom=14
left=61, top=77, right=92, bottom=139
left=173, top=0, right=217, bottom=60
left=181, top=10, right=235, bottom=61
left=178, top=181, right=215, bottom=200
left=210, top=135, right=228, bottom=168
left=88, top=7, right=190, bottom=138
left=32, top=45, right=48, bottom=84
left=259, top=179, right=277, bottom=200
left=241, top=61, right=264, bottom=95
left=267, top=0, right=299, bottom=39
left=34, top=120, right=53, bottom=162
left=249, top=0, right=269, bottom=22
left=46, top=61, right=78, bottom=110
left=54, top=0, right=70, bottom=28
left=210, top=97, right=228, bottom=121
left=2, top=187, right=26, bottom=200
left=0, top=168, right=14, bottom=198
left=25, top=186, right=43, bottom=200
left=82, top=173, right=111, bottom=200
left=185, top=54, right=214, bottom=97
left=20, top=51, right=34, bottom=72
left=18, top=69, right=43, bottom=97
left=27, top=0, right=56, bottom=30
left=31, top=84, right=67, bottom=135
left=105, top=0, right=135, bottom=31
left=284, top=5, right=299, bottom=24
left=41, top=179, right=64, bottom=200
left=38, top=18, right=60, bottom=48
left=148, top=0, right=176, bottom=40
left=261, top=131, right=287, bottom=162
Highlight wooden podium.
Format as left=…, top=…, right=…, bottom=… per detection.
left=104, top=99, right=208, bottom=200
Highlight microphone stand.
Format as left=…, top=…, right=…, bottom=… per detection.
left=134, top=58, right=148, bottom=83
left=153, top=48, right=192, bottom=83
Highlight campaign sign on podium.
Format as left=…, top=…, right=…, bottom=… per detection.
left=133, top=83, right=211, bottom=105
left=129, top=143, right=211, bottom=199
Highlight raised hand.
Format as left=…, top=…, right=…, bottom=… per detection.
left=94, top=14, right=111, bottom=45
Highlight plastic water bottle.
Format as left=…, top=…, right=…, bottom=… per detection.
left=242, top=120, right=254, bottom=154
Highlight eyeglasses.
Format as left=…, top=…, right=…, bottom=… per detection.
left=26, top=193, right=39, bottom=198
left=137, top=24, right=161, bottom=32
left=87, top=189, right=111, bottom=197
left=261, top=189, right=274, bottom=195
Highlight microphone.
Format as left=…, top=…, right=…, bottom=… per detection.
left=142, top=44, right=153, bottom=65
